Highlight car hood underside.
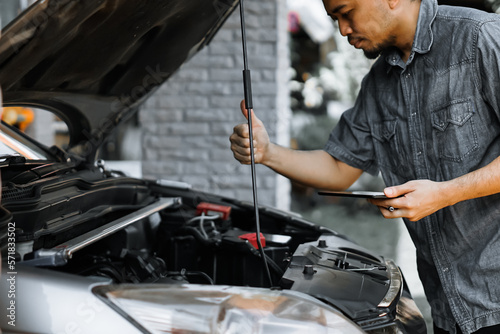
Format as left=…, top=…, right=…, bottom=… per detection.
left=0, top=0, right=238, bottom=155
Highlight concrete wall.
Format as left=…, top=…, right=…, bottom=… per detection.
left=140, top=0, right=291, bottom=209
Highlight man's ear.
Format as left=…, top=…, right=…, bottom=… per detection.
left=386, top=0, right=401, bottom=10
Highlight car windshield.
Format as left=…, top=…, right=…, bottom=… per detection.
left=0, top=122, right=52, bottom=160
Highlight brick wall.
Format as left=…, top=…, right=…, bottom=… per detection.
left=140, top=0, right=291, bottom=209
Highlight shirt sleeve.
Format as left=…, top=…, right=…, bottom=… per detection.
left=476, top=19, right=500, bottom=121
left=323, top=78, right=379, bottom=176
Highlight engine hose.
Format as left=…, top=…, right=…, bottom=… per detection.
left=177, top=226, right=217, bottom=247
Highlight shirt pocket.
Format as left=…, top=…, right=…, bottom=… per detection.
left=372, top=119, right=403, bottom=170
left=431, top=99, right=478, bottom=162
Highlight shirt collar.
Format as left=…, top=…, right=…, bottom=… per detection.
left=384, top=0, right=438, bottom=70
left=412, top=0, right=438, bottom=54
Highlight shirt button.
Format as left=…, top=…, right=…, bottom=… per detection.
left=406, top=73, right=411, bottom=78
left=443, top=267, right=449, bottom=273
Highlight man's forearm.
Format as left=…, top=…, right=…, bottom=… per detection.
left=262, top=144, right=363, bottom=190
left=443, top=155, right=500, bottom=206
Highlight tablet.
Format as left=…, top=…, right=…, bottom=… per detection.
left=317, top=190, right=388, bottom=199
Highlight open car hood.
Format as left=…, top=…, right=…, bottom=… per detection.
left=0, top=0, right=238, bottom=160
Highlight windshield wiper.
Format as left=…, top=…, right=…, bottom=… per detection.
left=9, top=161, right=77, bottom=184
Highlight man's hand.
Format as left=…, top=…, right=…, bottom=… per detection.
left=368, top=180, right=450, bottom=221
left=230, top=100, right=271, bottom=165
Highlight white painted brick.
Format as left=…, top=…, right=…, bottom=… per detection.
left=158, top=149, right=210, bottom=162
left=209, top=95, right=242, bottom=108
left=210, top=122, right=238, bottom=135
left=141, top=0, right=290, bottom=208
left=158, top=96, right=210, bottom=109
left=186, top=82, right=232, bottom=95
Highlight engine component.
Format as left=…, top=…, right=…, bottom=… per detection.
left=195, top=202, right=231, bottom=220
left=280, top=234, right=401, bottom=331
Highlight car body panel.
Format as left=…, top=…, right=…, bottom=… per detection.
left=0, top=265, right=139, bottom=333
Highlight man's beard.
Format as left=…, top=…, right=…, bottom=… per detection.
left=363, top=49, right=382, bottom=59
left=362, top=35, right=397, bottom=59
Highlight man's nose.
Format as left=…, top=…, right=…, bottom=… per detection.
left=337, top=19, right=353, bottom=36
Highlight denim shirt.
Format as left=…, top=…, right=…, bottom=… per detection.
left=324, top=1, right=500, bottom=333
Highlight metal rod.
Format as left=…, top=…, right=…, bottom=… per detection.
left=239, top=0, right=272, bottom=287
left=25, top=198, right=179, bottom=267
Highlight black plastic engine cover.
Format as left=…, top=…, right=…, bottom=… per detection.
left=1, top=169, right=154, bottom=245
left=280, top=234, right=394, bottom=322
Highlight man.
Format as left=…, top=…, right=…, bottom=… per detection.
left=230, top=0, right=500, bottom=333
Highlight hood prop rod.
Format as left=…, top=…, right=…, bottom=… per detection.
left=239, top=0, right=273, bottom=287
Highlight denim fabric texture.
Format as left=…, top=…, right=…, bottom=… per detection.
left=324, top=1, right=500, bottom=333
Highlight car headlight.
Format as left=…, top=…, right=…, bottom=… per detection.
left=94, top=284, right=366, bottom=334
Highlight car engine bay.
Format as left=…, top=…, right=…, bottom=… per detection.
left=0, top=162, right=425, bottom=333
